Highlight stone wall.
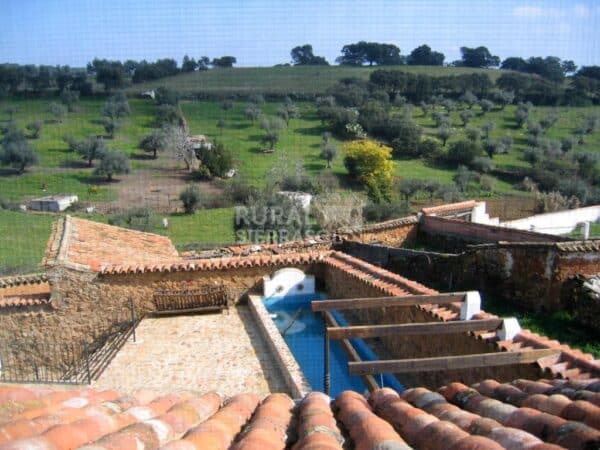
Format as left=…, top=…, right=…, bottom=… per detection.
left=322, top=263, right=542, bottom=389
left=342, top=240, right=600, bottom=316
left=339, top=219, right=418, bottom=247
left=0, top=263, right=317, bottom=375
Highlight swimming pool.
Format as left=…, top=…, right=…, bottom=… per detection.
left=263, top=293, right=372, bottom=397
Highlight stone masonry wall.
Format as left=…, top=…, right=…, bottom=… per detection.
left=322, top=264, right=542, bottom=389
left=341, top=222, right=418, bottom=247
left=0, top=263, right=317, bottom=374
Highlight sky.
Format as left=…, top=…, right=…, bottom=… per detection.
left=1, top=0, right=599, bottom=68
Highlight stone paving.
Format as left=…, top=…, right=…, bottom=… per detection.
left=94, top=306, right=288, bottom=397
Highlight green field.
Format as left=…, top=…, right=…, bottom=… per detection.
left=1, top=92, right=600, bottom=273
left=126, top=65, right=503, bottom=97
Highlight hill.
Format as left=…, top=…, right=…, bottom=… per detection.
left=125, top=65, right=504, bottom=97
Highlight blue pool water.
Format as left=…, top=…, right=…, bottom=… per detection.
left=264, top=293, right=366, bottom=396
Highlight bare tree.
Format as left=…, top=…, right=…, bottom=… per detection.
left=164, top=126, right=197, bottom=172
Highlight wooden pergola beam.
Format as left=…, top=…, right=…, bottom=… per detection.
left=348, top=349, right=561, bottom=375
left=311, top=292, right=468, bottom=312
left=327, top=318, right=503, bottom=340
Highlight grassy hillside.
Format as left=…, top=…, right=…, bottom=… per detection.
left=126, top=65, right=503, bottom=97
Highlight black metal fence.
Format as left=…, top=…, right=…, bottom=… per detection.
left=0, top=300, right=139, bottom=385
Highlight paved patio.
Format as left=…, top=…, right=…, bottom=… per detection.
left=93, top=306, right=287, bottom=397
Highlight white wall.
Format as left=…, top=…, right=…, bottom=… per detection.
left=501, top=205, right=600, bottom=235
left=263, top=268, right=315, bottom=298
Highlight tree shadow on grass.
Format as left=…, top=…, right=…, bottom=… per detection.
left=130, top=152, right=155, bottom=161
left=0, top=168, right=19, bottom=176
left=247, top=134, right=263, bottom=142
left=229, top=122, right=252, bottom=130
left=59, top=159, right=89, bottom=169
left=295, top=125, right=325, bottom=136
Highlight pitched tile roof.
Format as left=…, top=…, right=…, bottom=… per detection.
left=0, top=274, right=47, bottom=289
left=43, top=216, right=180, bottom=272
left=2, top=380, right=598, bottom=449
left=421, top=200, right=478, bottom=216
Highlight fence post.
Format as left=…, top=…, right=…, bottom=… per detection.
left=323, top=314, right=330, bottom=396
left=129, top=298, right=137, bottom=343
left=84, top=345, right=91, bottom=384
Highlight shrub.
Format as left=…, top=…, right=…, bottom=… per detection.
left=534, top=191, right=579, bottom=213
left=179, top=185, right=203, bottom=213
left=197, top=140, right=233, bottom=178
left=479, top=175, right=495, bottom=193
left=417, top=138, right=443, bottom=161
left=94, top=150, right=130, bottom=181
left=447, top=139, right=482, bottom=166
left=26, top=120, right=42, bottom=139
left=363, top=201, right=409, bottom=223
left=344, top=139, right=394, bottom=203
left=453, top=165, right=477, bottom=192
left=470, top=156, right=495, bottom=173
left=225, top=178, right=258, bottom=205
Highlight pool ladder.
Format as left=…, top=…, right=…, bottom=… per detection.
left=281, top=307, right=303, bottom=337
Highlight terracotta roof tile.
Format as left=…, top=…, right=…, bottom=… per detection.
left=2, top=381, right=600, bottom=449
left=421, top=200, right=478, bottom=216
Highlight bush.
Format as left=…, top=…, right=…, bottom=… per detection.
left=179, top=185, right=203, bottom=214
left=94, top=150, right=130, bottom=181
left=197, top=140, right=233, bottom=179
left=26, top=120, right=42, bottom=139
left=417, top=138, right=443, bottom=161
left=447, top=139, right=482, bottom=166
left=363, top=201, right=409, bottom=223
left=226, top=178, right=258, bottom=205
left=470, top=156, right=495, bottom=173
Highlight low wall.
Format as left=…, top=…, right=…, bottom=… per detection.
left=419, top=215, right=566, bottom=252
left=502, top=205, right=600, bottom=235
left=338, top=217, right=418, bottom=247
left=342, top=240, right=600, bottom=318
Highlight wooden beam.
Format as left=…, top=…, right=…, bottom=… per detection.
left=327, top=319, right=503, bottom=340
left=348, top=349, right=561, bottom=375
left=323, top=312, right=379, bottom=392
left=311, top=292, right=467, bottom=312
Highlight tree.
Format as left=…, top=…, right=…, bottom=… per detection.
left=244, top=103, right=261, bottom=123
left=95, top=150, right=130, bottom=181
left=260, top=116, right=286, bottom=150
left=540, top=113, right=559, bottom=130
left=156, top=104, right=183, bottom=126
left=1, top=133, right=38, bottom=173
left=501, top=57, right=528, bottom=72
left=398, top=178, right=423, bottom=204
left=164, top=126, right=196, bottom=172
left=390, top=118, right=422, bottom=158
left=140, top=128, right=167, bottom=159
left=337, top=41, right=403, bottom=66
left=492, top=90, right=514, bottom=110
left=197, top=140, right=233, bottom=178
left=478, top=99, right=494, bottom=114
left=436, top=126, right=454, bottom=147
left=291, top=44, right=329, bottom=65
left=179, top=185, right=203, bottom=213
left=459, top=110, right=475, bottom=126
left=576, top=66, right=600, bottom=80
left=343, top=139, right=394, bottom=203
left=103, top=93, right=130, bottom=119
left=216, top=119, right=226, bottom=135
left=181, top=55, right=198, bottom=72
left=483, top=139, right=502, bottom=159
left=500, top=135, right=513, bottom=153
left=155, top=86, right=180, bottom=106
left=102, top=118, right=120, bottom=138
left=76, top=136, right=108, bottom=167
left=459, top=46, right=500, bottom=68
left=407, top=45, right=444, bottom=66
left=481, top=121, right=496, bottom=140
left=91, top=59, right=125, bottom=92
left=26, top=120, right=42, bottom=139
left=514, top=105, right=530, bottom=128
left=465, top=126, right=481, bottom=142
left=320, top=142, right=339, bottom=168
left=197, top=56, right=211, bottom=71
left=447, top=139, right=482, bottom=166
left=460, top=91, right=478, bottom=109
left=211, top=56, right=237, bottom=68
left=48, top=102, right=67, bottom=123
left=453, top=165, right=476, bottom=192
left=277, top=98, right=300, bottom=125
left=60, top=89, right=80, bottom=112
left=561, top=60, right=577, bottom=75
left=471, top=156, right=495, bottom=173
left=526, top=56, right=564, bottom=83
left=560, top=136, right=576, bottom=154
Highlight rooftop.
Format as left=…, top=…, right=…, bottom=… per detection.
left=0, top=378, right=598, bottom=449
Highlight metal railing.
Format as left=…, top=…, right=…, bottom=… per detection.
left=153, top=286, right=229, bottom=315
left=0, top=299, right=139, bottom=385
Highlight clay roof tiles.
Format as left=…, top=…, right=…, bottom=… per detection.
left=421, top=200, right=478, bottom=216
left=2, top=380, right=598, bottom=449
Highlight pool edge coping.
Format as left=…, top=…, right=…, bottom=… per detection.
left=247, top=294, right=312, bottom=399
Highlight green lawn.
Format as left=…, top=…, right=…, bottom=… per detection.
left=0, top=210, right=54, bottom=274
left=167, top=208, right=236, bottom=248
left=126, top=65, right=502, bottom=97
